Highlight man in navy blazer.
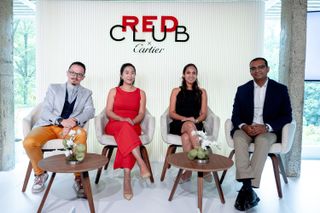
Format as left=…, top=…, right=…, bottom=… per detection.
left=231, top=57, right=292, bottom=211
left=23, top=61, right=95, bottom=196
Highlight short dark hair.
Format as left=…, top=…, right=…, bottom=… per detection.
left=250, top=57, right=268, bottom=68
left=69, top=61, right=86, bottom=74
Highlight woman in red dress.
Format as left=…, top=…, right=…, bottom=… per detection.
left=105, top=63, right=150, bottom=200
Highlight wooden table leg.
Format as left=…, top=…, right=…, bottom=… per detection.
left=81, top=171, right=95, bottom=213
left=168, top=169, right=184, bottom=201
left=22, top=161, right=32, bottom=192
left=213, top=171, right=225, bottom=204
left=37, top=172, right=56, bottom=213
left=197, top=172, right=203, bottom=213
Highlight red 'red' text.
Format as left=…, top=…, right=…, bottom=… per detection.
left=110, top=15, right=189, bottom=42
left=122, top=15, right=178, bottom=32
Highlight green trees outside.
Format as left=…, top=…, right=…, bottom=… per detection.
left=303, top=82, right=320, bottom=145
left=304, top=82, right=320, bottom=126
left=13, top=19, right=36, bottom=107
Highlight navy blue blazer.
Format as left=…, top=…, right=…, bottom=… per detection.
left=231, top=79, right=292, bottom=140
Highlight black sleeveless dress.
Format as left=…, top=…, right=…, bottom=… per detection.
left=169, top=89, right=204, bottom=135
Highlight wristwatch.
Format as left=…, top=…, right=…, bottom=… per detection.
left=57, top=118, right=63, bottom=126
left=265, top=124, right=270, bottom=132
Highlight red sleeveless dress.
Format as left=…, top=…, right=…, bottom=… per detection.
left=105, top=87, right=142, bottom=169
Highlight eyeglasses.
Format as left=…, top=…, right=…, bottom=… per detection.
left=250, top=65, right=266, bottom=72
left=68, top=70, right=85, bottom=78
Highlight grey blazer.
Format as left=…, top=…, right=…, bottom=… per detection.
left=34, top=83, right=95, bottom=128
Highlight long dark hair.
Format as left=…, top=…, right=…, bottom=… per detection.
left=180, top=63, right=202, bottom=104
left=118, top=63, right=136, bottom=86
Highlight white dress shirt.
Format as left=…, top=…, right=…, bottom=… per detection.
left=239, top=79, right=273, bottom=132
left=252, top=79, right=268, bottom=124
left=67, top=82, right=79, bottom=103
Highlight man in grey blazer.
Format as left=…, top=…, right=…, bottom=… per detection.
left=23, top=61, right=95, bottom=197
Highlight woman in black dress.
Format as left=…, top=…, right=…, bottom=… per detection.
left=169, top=63, right=209, bottom=182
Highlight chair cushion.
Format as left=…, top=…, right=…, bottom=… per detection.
left=98, top=134, right=151, bottom=146
left=42, top=139, right=65, bottom=150
left=268, top=143, right=283, bottom=153
left=165, top=134, right=216, bottom=146
left=166, top=134, right=182, bottom=146
left=228, top=139, right=283, bottom=154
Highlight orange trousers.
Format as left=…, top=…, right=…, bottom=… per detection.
left=23, top=125, right=87, bottom=176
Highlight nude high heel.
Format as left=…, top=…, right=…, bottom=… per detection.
left=123, top=175, right=133, bottom=200
left=141, top=170, right=151, bottom=179
left=140, top=163, right=151, bottom=179
left=124, top=192, right=133, bottom=200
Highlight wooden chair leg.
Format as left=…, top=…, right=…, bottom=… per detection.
left=269, top=153, right=283, bottom=198
left=277, top=154, right=288, bottom=184
left=22, top=161, right=33, bottom=192
left=104, top=146, right=114, bottom=170
left=95, top=145, right=113, bottom=184
left=219, top=149, right=235, bottom=184
left=160, top=145, right=177, bottom=182
left=167, top=146, right=177, bottom=170
left=140, top=145, right=154, bottom=183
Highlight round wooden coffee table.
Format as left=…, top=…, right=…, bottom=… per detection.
left=168, top=152, right=233, bottom=213
left=37, top=153, right=108, bottom=213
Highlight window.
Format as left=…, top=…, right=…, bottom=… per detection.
left=13, top=0, right=36, bottom=141
left=265, top=1, right=320, bottom=159
left=303, top=11, right=320, bottom=159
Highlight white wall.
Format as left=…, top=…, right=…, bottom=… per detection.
left=36, top=0, right=264, bottom=161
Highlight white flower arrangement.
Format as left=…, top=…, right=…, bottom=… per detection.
left=62, top=129, right=86, bottom=162
left=191, top=130, right=220, bottom=150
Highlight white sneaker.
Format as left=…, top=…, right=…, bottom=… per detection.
left=32, top=172, right=49, bottom=193
left=204, top=173, right=213, bottom=183
left=73, top=177, right=86, bottom=198
left=179, top=171, right=192, bottom=184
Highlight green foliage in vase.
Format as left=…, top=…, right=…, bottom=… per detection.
left=187, top=147, right=209, bottom=160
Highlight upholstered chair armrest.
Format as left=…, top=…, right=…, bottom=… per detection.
left=141, top=110, right=155, bottom=141
left=22, top=103, right=43, bottom=137
left=204, top=112, right=213, bottom=136
left=160, top=108, right=171, bottom=142
left=204, top=108, right=220, bottom=141
left=224, top=119, right=234, bottom=148
left=280, top=120, right=296, bottom=153
left=22, top=115, right=33, bottom=138
left=95, top=108, right=109, bottom=143
left=82, top=119, right=90, bottom=132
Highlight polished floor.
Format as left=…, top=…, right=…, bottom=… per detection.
left=0, top=142, right=319, bottom=213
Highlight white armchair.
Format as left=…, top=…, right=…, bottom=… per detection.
left=160, top=107, right=220, bottom=181
left=94, top=108, right=155, bottom=184
left=220, top=119, right=296, bottom=198
left=22, top=103, right=90, bottom=192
